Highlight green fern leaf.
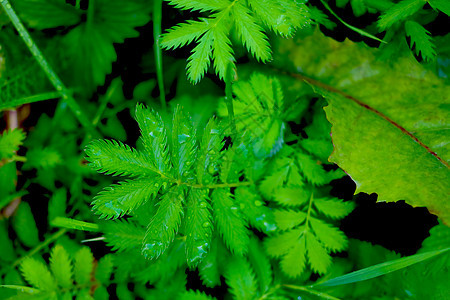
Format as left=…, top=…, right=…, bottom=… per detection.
left=187, top=31, right=214, bottom=84
left=405, top=20, right=436, bottom=62
left=96, top=255, right=114, bottom=284
left=310, top=218, right=348, bottom=252
left=135, top=104, right=171, bottom=174
left=280, top=234, right=307, bottom=278
left=305, top=230, right=332, bottom=274
left=211, top=22, right=235, bottom=80
left=185, top=188, right=213, bottom=268
left=85, top=139, right=157, bottom=177
left=273, top=210, right=306, bottom=231
left=92, top=179, right=161, bottom=219
left=377, top=0, right=424, bottom=31
left=198, top=237, right=222, bottom=288
left=172, top=105, right=197, bottom=179
left=196, top=117, right=223, bottom=185
left=160, top=20, right=210, bottom=50
left=102, top=219, right=145, bottom=252
left=225, top=256, right=258, bottom=300
left=212, top=188, right=249, bottom=255
left=49, top=245, right=73, bottom=289
left=0, top=129, right=25, bottom=160
left=232, top=2, right=271, bottom=62
left=179, top=290, right=216, bottom=300
left=74, top=247, right=94, bottom=285
left=247, top=237, right=272, bottom=295
left=272, top=187, right=310, bottom=207
left=20, top=257, right=57, bottom=291
left=235, top=187, right=276, bottom=233
left=297, top=150, right=329, bottom=186
left=166, top=0, right=230, bottom=13
left=143, top=186, right=185, bottom=259
left=162, top=0, right=310, bottom=83
left=314, top=197, right=355, bottom=220
left=266, top=193, right=353, bottom=277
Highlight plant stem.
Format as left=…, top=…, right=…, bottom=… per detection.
left=320, top=0, right=385, bottom=44
left=225, top=65, right=238, bottom=142
left=283, top=284, right=341, bottom=300
left=0, top=0, right=98, bottom=135
left=153, top=0, right=167, bottom=111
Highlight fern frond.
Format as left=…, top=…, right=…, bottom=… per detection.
left=280, top=234, right=307, bottom=278
left=212, top=188, right=249, bottom=255
left=185, top=188, right=213, bottom=268
left=135, top=104, right=171, bottom=173
left=143, top=186, right=185, bottom=259
left=162, top=0, right=310, bottom=83
left=92, top=178, right=162, bottom=219
left=225, top=256, right=258, bottom=300
left=272, top=187, right=310, bottom=207
left=314, top=197, right=355, bottom=220
left=74, top=247, right=94, bottom=285
left=85, top=139, right=157, bottom=177
left=96, top=255, right=114, bottom=284
left=172, top=105, right=198, bottom=179
left=160, top=20, right=210, bottom=50
left=211, top=22, right=235, bottom=80
left=266, top=193, right=353, bottom=277
left=102, top=219, right=145, bottom=252
left=20, top=257, right=57, bottom=291
left=198, top=237, right=222, bottom=288
left=0, top=129, right=25, bottom=160
left=196, top=117, right=223, bottom=185
left=247, top=237, right=272, bottom=295
left=297, top=150, right=329, bottom=186
left=187, top=31, right=214, bottom=84
left=305, top=230, right=332, bottom=274
left=232, top=3, right=271, bottom=62
left=235, top=187, right=276, bottom=233
left=49, top=245, right=73, bottom=289
left=166, top=0, right=230, bottom=13
left=179, top=290, right=216, bottom=300
left=405, top=20, right=436, bottom=62
left=273, top=210, right=307, bottom=231
left=377, top=0, right=424, bottom=31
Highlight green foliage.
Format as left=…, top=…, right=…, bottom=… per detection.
left=273, top=30, right=450, bottom=224
left=161, top=0, right=311, bottom=83
left=0, top=1, right=448, bottom=299
left=405, top=20, right=436, bottom=62
left=0, top=129, right=25, bottom=160
left=86, top=103, right=262, bottom=264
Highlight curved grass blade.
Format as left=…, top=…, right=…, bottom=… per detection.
left=314, top=247, right=450, bottom=287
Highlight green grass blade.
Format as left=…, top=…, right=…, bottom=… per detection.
left=314, top=247, right=450, bottom=287
left=51, top=217, right=100, bottom=232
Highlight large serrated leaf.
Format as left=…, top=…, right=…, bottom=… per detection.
left=273, top=30, right=450, bottom=224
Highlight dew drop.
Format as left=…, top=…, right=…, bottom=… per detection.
left=199, top=202, right=207, bottom=208
left=202, top=222, right=211, bottom=228
left=240, top=203, right=245, bottom=210
left=254, top=200, right=263, bottom=207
